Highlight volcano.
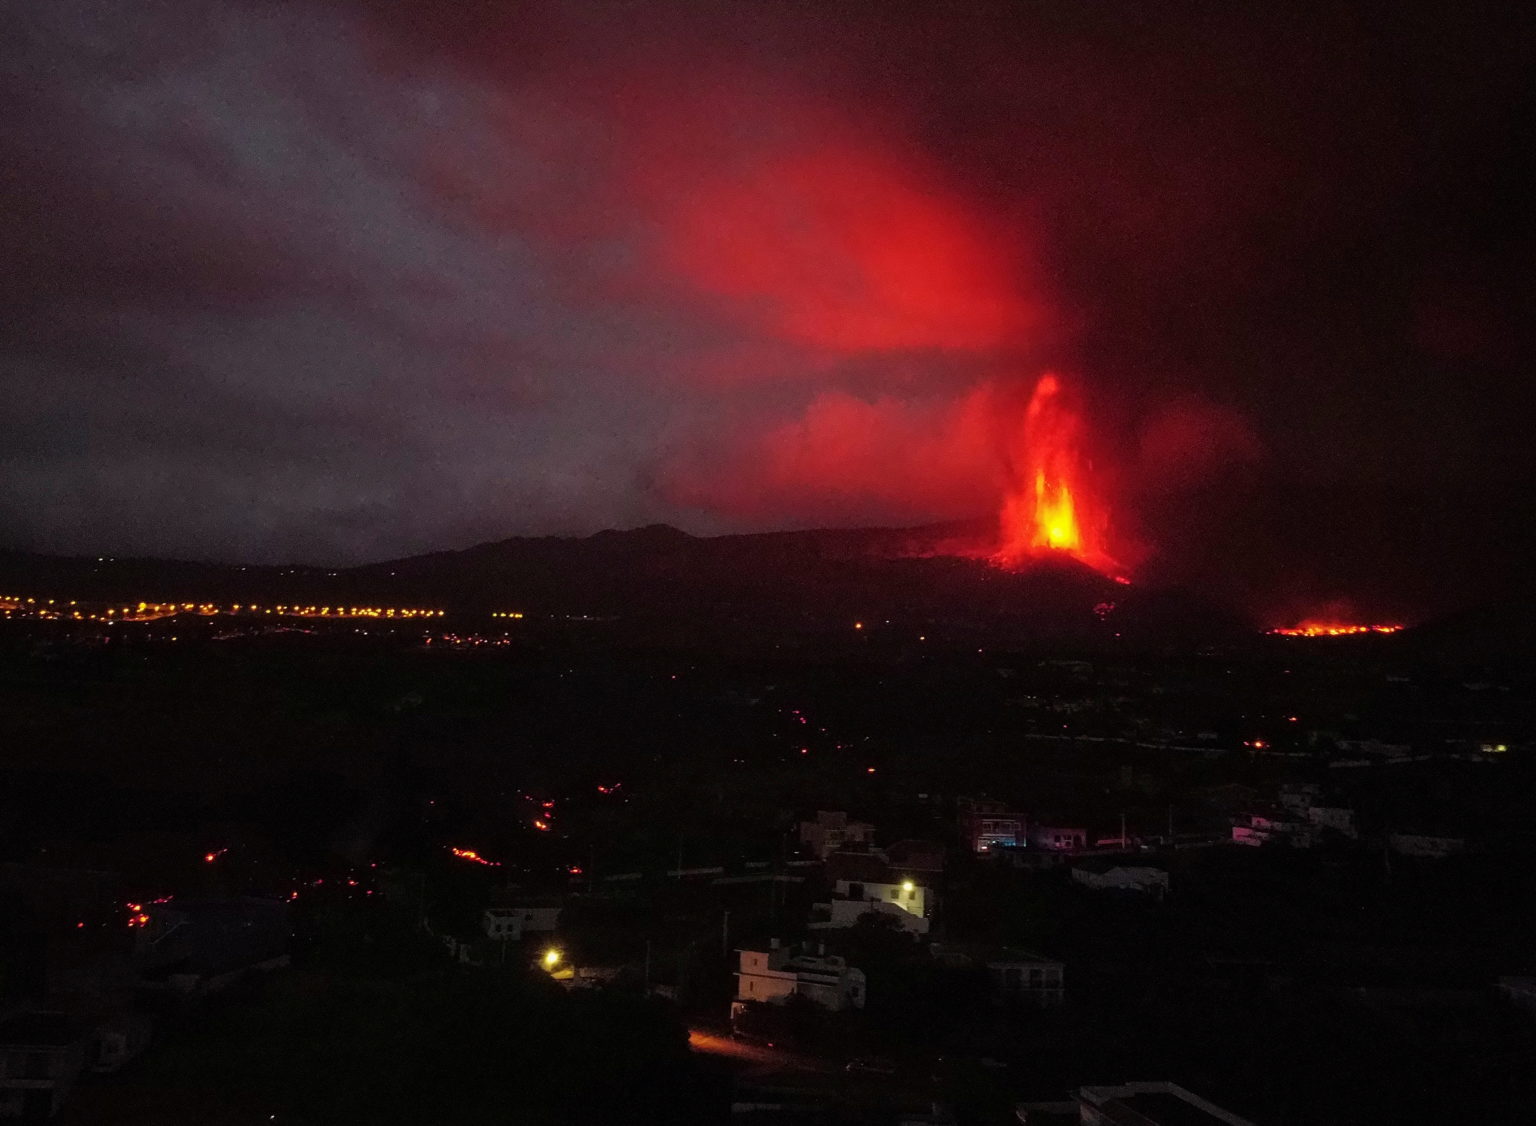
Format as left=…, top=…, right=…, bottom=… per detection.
left=0, top=519, right=1248, bottom=648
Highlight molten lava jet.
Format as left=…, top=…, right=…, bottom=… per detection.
left=993, top=374, right=1123, bottom=579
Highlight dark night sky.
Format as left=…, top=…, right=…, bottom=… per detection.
left=1, top=1, right=1531, bottom=615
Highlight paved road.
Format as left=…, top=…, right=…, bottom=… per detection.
left=687, top=1029, right=835, bottom=1076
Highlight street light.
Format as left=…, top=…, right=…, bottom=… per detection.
left=543, top=948, right=561, bottom=969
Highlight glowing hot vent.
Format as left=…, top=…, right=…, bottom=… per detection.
left=993, top=374, right=1121, bottom=578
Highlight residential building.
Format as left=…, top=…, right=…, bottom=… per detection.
left=1337, top=739, right=1415, bottom=761
left=482, top=902, right=561, bottom=941
left=0, top=1011, right=87, bottom=1122
left=1388, top=833, right=1466, bottom=858
left=1015, top=1081, right=1255, bottom=1125
left=86, top=1011, right=152, bottom=1074
left=1497, top=977, right=1536, bottom=1016
left=1230, top=812, right=1313, bottom=848
left=1278, top=782, right=1322, bottom=815
left=884, top=839, right=946, bottom=876
left=1029, top=825, right=1088, bottom=852
left=960, top=798, right=1027, bottom=853
left=134, top=897, right=291, bottom=995
left=1306, top=805, right=1358, bottom=839
left=798, top=810, right=875, bottom=860
left=1071, top=863, right=1170, bottom=899
left=731, top=942, right=866, bottom=1020
left=812, top=896, right=929, bottom=936
left=818, top=852, right=930, bottom=935
left=932, top=944, right=1064, bottom=1008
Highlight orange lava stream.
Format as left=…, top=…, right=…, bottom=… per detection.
left=1268, top=623, right=1403, bottom=637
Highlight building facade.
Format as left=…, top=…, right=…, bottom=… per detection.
left=732, top=943, right=866, bottom=1019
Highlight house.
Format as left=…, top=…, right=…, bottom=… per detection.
left=1388, top=833, right=1466, bottom=858
left=482, top=901, right=561, bottom=941
left=1029, top=825, right=1088, bottom=852
left=817, top=852, right=930, bottom=935
left=1278, top=782, right=1321, bottom=815
left=1306, top=805, right=1358, bottom=839
left=0, top=1011, right=87, bottom=1121
left=1337, top=739, right=1414, bottom=759
left=1198, top=783, right=1260, bottom=819
left=959, top=798, right=1027, bottom=853
left=1497, top=977, right=1536, bottom=1016
left=731, top=942, right=866, bottom=1019
left=1230, top=812, right=1313, bottom=848
left=932, top=944, right=1064, bottom=1008
left=884, top=839, right=946, bottom=876
left=1016, top=1081, right=1254, bottom=1125
left=798, top=810, right=875, bottom=860
left=812, top=895, right=929, bottom=936
left=85, top=1010, right=153, bottom=1074
left=1071, top=863, right=1169, bottom=900
left=133, top=897, right=291, bottom=995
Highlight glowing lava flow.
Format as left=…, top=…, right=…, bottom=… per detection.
left=993, top=374, right=1122, bottom=579
left=450, top=847, right=500, bottom=866
left=1269, top=623, right=1403, bottom=637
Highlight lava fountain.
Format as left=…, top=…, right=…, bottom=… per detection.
left=993, top=374, right=1124, bottom=580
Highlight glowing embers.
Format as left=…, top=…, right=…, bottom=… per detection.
left=450, top=847, right=500, bottom=866
left=992, top=374, right=1121, bottom=579
left=1269, top=623, right=1404, bottom=637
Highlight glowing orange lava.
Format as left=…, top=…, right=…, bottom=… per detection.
left=993, top=374, right=1121, bottom=578
left=1268, top=623, right=1403, bottom=637
left=450, top=847, right=500, bottom=866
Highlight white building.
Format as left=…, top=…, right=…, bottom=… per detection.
left=932, top=944, right=1064, bottom=1008
left=1497, top=976, right=1536, bottom=1016
left=482, top=904, right=561, bottom=941
left=818, top=852, right=930, bottom=935
left=814, top=893, right=930, bottom=936
left=0, top=1012, right=86, bottom=1122
left=1029, top=825, right=1088, bottom=852
left=1231, top=812, right=1313, bottom=848
left=1278, top=783, right=1322, bottom=815
left=1075, top=1081, right=1255, bottom=1125
left=1306, top=805, right=1358, bottom=838
left=799, top=810, right=875, bottom=860
left=1071, top=864, right=1169, bottom=899
left=1388, top=833, right=1466, bottom=858
left=732, top=943, right=866, bottom=1018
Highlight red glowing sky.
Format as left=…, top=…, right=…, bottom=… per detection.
left=1, top=0, right=1529, bottom=615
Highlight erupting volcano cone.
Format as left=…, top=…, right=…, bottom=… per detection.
left=993, top=374, right=1124, bottom=580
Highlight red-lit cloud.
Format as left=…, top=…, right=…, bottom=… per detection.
left=1135, top=398, right=1263, bottom=491
left=663, top=382, right=1008, bottom=527
left=654, top=144, right=1030, bottom=357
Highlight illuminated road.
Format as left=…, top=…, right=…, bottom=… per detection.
left=687, top=1029, right=834, bottom=1076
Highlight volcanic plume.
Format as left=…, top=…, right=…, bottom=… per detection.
left=993, top=374, right=1122, bottom=580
